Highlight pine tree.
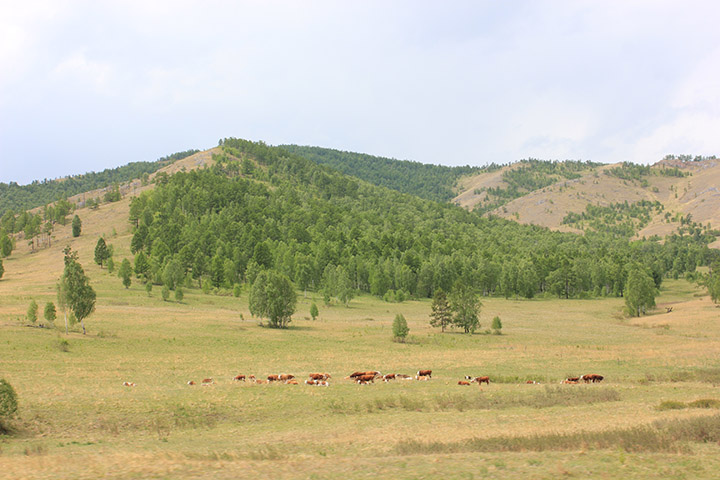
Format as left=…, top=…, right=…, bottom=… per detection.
left=119, top=258, right=132, bottom=289
left=392, top=314, right=409, bottom=342
left=27, top=300, right=38, bottom=324
left=44, top=302, right=57, bottom=324
left=429, top=288, right=452, bottom=332
left=94, top=237, right=109, bottom=268
left=71, top=215, right=82, bottom=237
left=310, top=302, right=319, bottom=321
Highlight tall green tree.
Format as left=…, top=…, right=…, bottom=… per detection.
left=449, top=280, right=481, bottom=334
left=310, top=302, right=319, bottom=321
left=94, top=237, right=109, bottom=268
left=0, top=234, right=12, bottom=257
left=249, top=271, right=296, bottom=328
left=71, top=215, right=82, bottom=237
left=624, top=266, right=657, bottom=317
left=118, top=258, right=132, bottom=289
left=134, top=251, right=150, bottom=279
left=429, top=288, right=452, bottom=332
left=58, top=246, right=96, bottom=334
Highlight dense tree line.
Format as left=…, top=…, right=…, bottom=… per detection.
left=126, top=139, right=714, bottom=302
left=278, top=144, right=488, bottom=202
left=0, top=149, right=198, bottom=218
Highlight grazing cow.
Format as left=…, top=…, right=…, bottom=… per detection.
left=415, top=375, right=430, bottom=381
left=581, top=374, right=604, bottom=383
left=565, top=377, right=580, bottom=382
left=305, top=379, right=318, bottom=385
left=470, top=376, right=490, bottom=385
left=248, top=375, right=256, bottom=381
left=309, top=373, right=331, bottom=381
left=187, top=380, right=196, bottom=385
left=201, top=378, right=214, bottom=385
left=561, top=380, right=578, bottom=384
left=267, top=374, right=280, bottom=382
left=357, top=374, right=376, bottom=384
left=285, top=379, right=299, bottom=385
left=458, top=380, right=470, bottom=386
left=279, top=374, right=295, bottom=381
left=233, top=374, right=246, bottom=382
left=122, top=381, right=136, bottom=387
left=382, top=373, right=396, bottom=382
left=254, top=379, right=267, bottom=384
left=317, top=380, right=329, bottom=387
left=417, top=370, right=432, bottom=378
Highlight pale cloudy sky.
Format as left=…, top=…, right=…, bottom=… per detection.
left=1, top=1, right=720, bottom=184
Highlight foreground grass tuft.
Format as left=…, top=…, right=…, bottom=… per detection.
left=396, top=414, right=720, bottom=454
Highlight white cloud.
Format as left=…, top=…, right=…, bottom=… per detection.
left=51, top=52, right=116, bottom=94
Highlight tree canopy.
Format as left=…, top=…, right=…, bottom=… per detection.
left=58, top=246, right=96, bottom=334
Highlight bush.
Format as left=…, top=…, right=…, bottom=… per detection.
left=491, top=316, right=502, bottom=333
left=174, top=287, right=184, bottom=302
left=0, top=378, right=18, bottom=431
left=161, top=285, right=170, bottom=301
left=392, top=314, right=409, bottom=342
left=145, top=282, right=152, bottom=296
left=27, top=300, right=38, bottom=324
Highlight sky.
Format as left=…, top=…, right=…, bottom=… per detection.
left=2, top=1, right=720, bottom=185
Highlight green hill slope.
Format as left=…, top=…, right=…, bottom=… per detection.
left=279, top=145, right=489, bottom=202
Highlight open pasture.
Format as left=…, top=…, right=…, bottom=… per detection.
left=1, top=213, right=720, bottom=478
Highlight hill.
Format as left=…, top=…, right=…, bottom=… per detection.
left=454, top=157, right=720, bottom=244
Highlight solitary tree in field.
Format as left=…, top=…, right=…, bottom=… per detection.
left=429, top=288, right=452, bottom=332
left=249, top=271, right=297, bottom=328
left=118, top=258, right=132, bottom=289
left=71, top=215, right=82, bottom=237
left=94, top=237, right=109, bottom=268
left=624, top=267, right=657, bottom=317
left=0, top=378, right=18, bottom=432
left=27, top=300, right=38, bottom=324
left=310, top=302, right=319, bottom=321
left=44, top=302, right=57, bottom=324
left=449, top=280, right=481, bottom=334
left=58, top=246, right=96, bottom=334
left=392, top=313, right=409, bottom=343
left=491, top=316, right=503, bottom=334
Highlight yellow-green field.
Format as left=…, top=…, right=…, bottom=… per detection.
left=1, top=201, right=720, bottom=479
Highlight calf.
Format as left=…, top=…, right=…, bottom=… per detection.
left=417, top=370, right=432, bottom=378
left=458, top=380, right=470, bottom=386
left=415, top=375, right=431, bottom=381
left=233, top=374, right=246, bottom=382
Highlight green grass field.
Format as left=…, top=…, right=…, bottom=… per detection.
left=2, top=202, right=720, bottom=479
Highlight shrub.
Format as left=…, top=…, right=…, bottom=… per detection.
left=491, top=316, right=502, bottom=334
left=0, top=378, right=18, bottom=431
left=161, top=285, right=170, bottom=301
left=27, top=300, right=38, bottom=323
left=174, top=287, right=184, bottom=302
left=392, top=314, right=409, bottom=342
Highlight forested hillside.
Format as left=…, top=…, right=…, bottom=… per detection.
left=0, top=149, right=198, bottom=217
left=126, top=139, right=714, bottom=302
left=280, top=145, right=488, bottom=202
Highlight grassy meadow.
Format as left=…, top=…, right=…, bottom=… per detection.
left=1, top=198, right=720, bottom=479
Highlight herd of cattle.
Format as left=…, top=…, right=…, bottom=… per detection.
left=123, top=370, right=604, bottom=388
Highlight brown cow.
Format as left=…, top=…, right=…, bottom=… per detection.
left=309, top=373, right=331, bottom=381
left=248, top=375, right=256, bottom=382
left=305, top=379, right=318, bottom=385
left=565, top=377, right=580, bottom=382
left=396, top=374, right=413, bottom=380
left=285, top=379, right=298, bottom=385
left=267, top=374, right=280, bottom=382
left=357, top=374, right=376, bottom=384
left=470, top=376, right=489, bottom=385
left=581, top=374, right=604, bottom=383
left=201, top=378, right=214, bottom=385
left=279, top=374, right=295, bottom=381
left=458, top=380, right=470, bottom=386
left=561, top=380, right=578, bottom=384
left=417, top=370, right=432, bottom=378
left=382, top=373, right=396, bottom=382
left=122, top=381, right=136, bottom=387
left=415, top=375, right=430, bottom=381
left=233, top=374, right=246, bottom=382
left=187, top=380, right=196, bottom=385
left=526, top=380, right=539, bottom=384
